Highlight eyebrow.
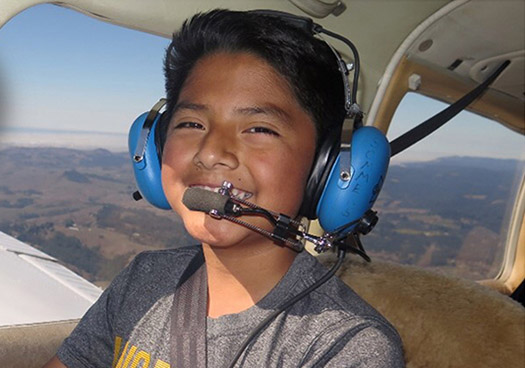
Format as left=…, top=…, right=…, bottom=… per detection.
left=172, top=102, right=208, bottom=114
left=234, top=105, right=291, bottom=124
left=172, top=102, right=292, bottom=125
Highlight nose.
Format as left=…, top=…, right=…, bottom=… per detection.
left=193, top=127, right=239, bottom=170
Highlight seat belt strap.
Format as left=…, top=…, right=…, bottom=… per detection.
left=390, top=60, right=510, bottom=157
left=170, top=249, right=207, bottom=368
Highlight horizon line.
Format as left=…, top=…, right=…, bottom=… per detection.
left=0, top=126, right=127, bottom=136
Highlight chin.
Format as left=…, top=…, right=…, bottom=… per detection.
left=183, top=212, right=241, bottom=245
left=183, top=211, right=269, bottom=248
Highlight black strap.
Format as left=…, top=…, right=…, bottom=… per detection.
left=170, top=250, right=208, bottom=368
left=390, top=60, right=510, bottom=157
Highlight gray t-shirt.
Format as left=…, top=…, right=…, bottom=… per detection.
left=58, top=245, right=404, bottom=367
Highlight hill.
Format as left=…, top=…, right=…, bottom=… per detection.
left=368, top=156, right=522, bottom=278
left=0, top=147, right=521, bottom=282
left=0, top=147, right=194, bottom=283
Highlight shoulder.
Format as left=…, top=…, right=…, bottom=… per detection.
left=114, top=244, right=202, bottom=292
left=127, top=245, right=201, bottom=274
left=302, top=315, right=405, bottom=367
left=100, top=245, right=202, bottom=310
left=297, top=252, right=395, bottom=325
left=309, top=259, right=401, bottom=339
left=290, top=252, right=404, bottom=365
left=56, top=246, right=202, bottom=368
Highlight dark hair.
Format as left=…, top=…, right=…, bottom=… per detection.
left=161, top=9, right=346, bottom=149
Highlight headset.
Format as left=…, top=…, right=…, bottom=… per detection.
left=128, top=10, right=390, bottom=235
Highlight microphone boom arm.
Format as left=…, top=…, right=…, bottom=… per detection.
left=185, top=181, right=372, bottom=261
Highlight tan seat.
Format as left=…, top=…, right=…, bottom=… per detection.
left=0, top=319, right=78, bottom=368
left=319, top=255, right=525, bottom=368
left=3, top=259, right=524, bottom=368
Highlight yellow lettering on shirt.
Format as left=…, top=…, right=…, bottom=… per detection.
left=130, top=350, right=151, bottom=368
left=113, top=336, right=124, bottom=368
left=153, top=360, right=170, bottom=368
left=113, top=336, right=171, bottom=368
left=116, top=342, right=137, bottom=368
left=115, top=341, right=130, bottom=368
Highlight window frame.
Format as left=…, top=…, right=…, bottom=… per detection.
left=370, top=56, right=525, bottom=291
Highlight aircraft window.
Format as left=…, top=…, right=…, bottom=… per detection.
left=372, top=92, right=525, bottom=280
left=0, top=4, right=194, bottom=287
left=2, top=5, right=522, bottom=286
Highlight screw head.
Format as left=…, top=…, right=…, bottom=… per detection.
left=340, top=171, right=351, bottom=181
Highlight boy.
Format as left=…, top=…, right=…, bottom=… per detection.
left=45, top=9, right=404, bottom=367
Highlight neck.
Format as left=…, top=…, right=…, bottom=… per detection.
left=203, top=241, right=296, bottom=318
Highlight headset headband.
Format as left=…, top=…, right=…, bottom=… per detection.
left=251, top=10, right=361, bottom=120
left=129, top=10, right=391, bottom=236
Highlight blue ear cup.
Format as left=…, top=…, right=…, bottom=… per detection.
left=128, top=105, right=172, bottom=210
left=316, top=126, right=390, bottom=233
left=129, top=100, right=390, bottom=231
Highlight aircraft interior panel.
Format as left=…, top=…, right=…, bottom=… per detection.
left=0, top=0, right=523, bottom=367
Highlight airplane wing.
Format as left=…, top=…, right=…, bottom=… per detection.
left=0, top=231, right=102, bottom=326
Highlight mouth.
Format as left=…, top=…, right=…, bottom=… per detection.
left=189, top=184, right=253, bottom=201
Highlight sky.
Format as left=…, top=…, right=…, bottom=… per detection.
left=0, top=3, right=523, bottom=161
left=386, top=92, right=525, bottom=163
left=0, top=4, right=169, bottom=150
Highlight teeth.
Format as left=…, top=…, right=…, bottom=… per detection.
left=192, top=185, right=253, bottom=201
left=231, top=188, right=253, bottom=201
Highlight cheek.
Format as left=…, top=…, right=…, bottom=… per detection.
left=251, top=146, right=314, bottom=212
left=160, top=139, right=192, bottom=206
left=162, top=136, right=196, bottom=174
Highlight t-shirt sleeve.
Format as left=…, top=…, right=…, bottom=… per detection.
left=56, top=258, right=137, bottom=368
left=306, top=317, right=405, bottom=368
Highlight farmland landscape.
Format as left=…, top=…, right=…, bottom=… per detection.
left=0, top=146, right=521, bottom=283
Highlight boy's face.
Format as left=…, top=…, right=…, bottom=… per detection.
left=161, top=52, right=317, bottom=248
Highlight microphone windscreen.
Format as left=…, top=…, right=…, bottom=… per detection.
left=182, top=187, right=231, bottom=214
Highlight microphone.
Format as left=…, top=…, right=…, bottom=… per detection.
left=181, top=182, right=371, bottom=260
left=182, top=185, right=305, bottom=251
left=182, top=187, right=240, bottom=215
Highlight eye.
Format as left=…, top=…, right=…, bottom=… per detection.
left=245, top=126, right=279, bottom=136
left=173, top=121, right=205, bottom=130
